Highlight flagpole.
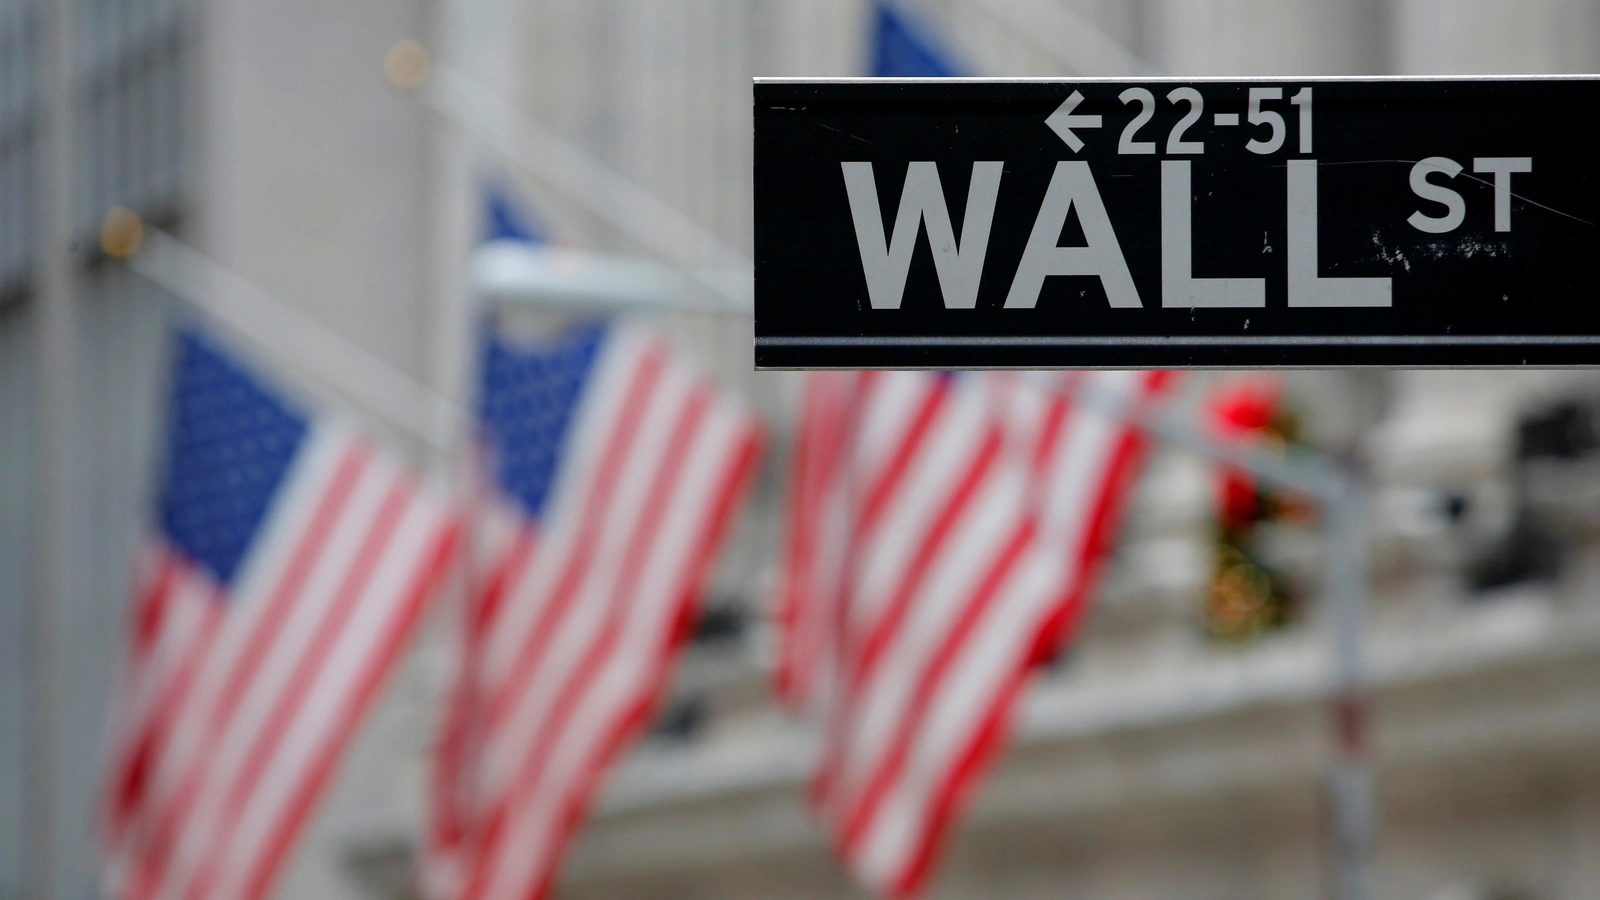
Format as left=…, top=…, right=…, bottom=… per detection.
left=33, top=0, right=79, bottom=893
left=402, top=63, right=755, bottom=315
left=120, top=227, right=459, bottom=452
left=1067, top=379, right=1377, bottom=900
left=1325, top=484, right=1377, bottom=900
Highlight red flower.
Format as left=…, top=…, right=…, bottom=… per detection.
left=1208, top=379, right=1282, bottom=530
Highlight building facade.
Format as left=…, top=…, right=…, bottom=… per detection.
left=4, top=1, right=1600, bottom=899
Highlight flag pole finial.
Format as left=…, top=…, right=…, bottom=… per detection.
left=101, top=206, right=144, bottom=259
left=384, top=39, right=431, bottom=90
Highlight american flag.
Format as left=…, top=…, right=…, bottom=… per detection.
left=102, top=328, right=459, bottom=900
left=426, top=322, right=761, bottom=900
left=775, top=369, right=1170, bottom=897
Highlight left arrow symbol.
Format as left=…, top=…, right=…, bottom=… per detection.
left=1045, top=90, right=1102, bottom=152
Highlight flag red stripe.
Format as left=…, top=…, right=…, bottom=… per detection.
left=1035, top=380, right=1162, bottom=660
left=208, top=443, right=374, bottom=739
left=124, top=442, right=372, bottom=900
left=838, top=514, right=1036, bottom=856
left=461, top=388, right=712, bottom=900
left=482, top=348, right=666, bottom=734
left=241, top=517, right=460, bottom=900
left=848, top=423, right=1002, bottom=694
left=893, top=376, right=1167, bottom=896
left=108, top=550, right=181, bottom=825
left=778, top=371, right=1174, bottom=898
left=108, top=587, right=223, bottom=839
left=890, top=652, right=1030, bottom=898
left=814, top=423, right=1003, bottom=814
left=851, top=378, right=949, bottom=551
left=530, top=423, right=763, bottom=900
left=429, top=524, right=533, bottom=850
left=778, top=372, right=864, bottom=708
left=180, top=475, right=416, bottom=900
left=132, top=554, right=179, bottom=654
left=473, top=527, right=535, bottom=645
left=1029, top=394, right=1072, bottom=478
left=107, top=557, right=198, bottom=830
left=775, top=383, right=833, bottom=702
left=812, top=380, right=956, bottom=808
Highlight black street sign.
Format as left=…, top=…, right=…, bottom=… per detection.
left=753, top=77, right=1600, bottom=369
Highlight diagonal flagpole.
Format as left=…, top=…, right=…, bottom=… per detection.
left=407, top=63, right=755, bottom=298
left=113, top=219, right=460, bottom=453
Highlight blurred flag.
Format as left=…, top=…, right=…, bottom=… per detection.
left=871, top=1, right=963, bottom=77
left=426, top=320, right=761, bottom=900
left=774, top=371, right=1170, bottom=897
left=102, top=327, right=458, bottom=900
left=483, top=182, right=546, bottom=245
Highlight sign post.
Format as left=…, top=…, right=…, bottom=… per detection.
left=755, top=77, right=1600, bottom=369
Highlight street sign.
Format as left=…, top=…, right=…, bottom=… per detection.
left=753, top=77, right=1600, bottom=368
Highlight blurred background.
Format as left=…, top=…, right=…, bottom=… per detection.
left=5, top=0, right=1600, bottom=898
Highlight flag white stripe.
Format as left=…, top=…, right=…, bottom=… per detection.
left=853, top=546, right=1057, bottom=888
left=110, top=428, right=362, bottom=900
left=479, top=386, right=736, bottom=900
left=478, top=358, right=690, bottom=795
left=203, top=462, right=416, bottom=891
left=153, top=441, right=390, bottom=899
left=848, top=381, right=990, bottom=639
left=433, top=325, right=757, bottom=900
left=855, top=377, right=1148, bottom=890
left=852, top=373, right=929, bottom=482
left=104, top=554, right=217, bottom=875
left=116, top=556, right=215, bottom=759
left=107, top=334, right=453, bottom=900
left=129, top=426, right=355, bottom=820
left=831, top=453, right=1023, bottom=821
left=217, top=482, right=442, bottom=900
left=467, top=497, right=522, bottom=585
left=116, top=557, right=188, bottom=723
left=777, top=370, right=1166, bottom=896
left=854, top=393, right=1129, bottom=887
left=479, top=333, right=650, bottom=685
left=1044, top=377, right=1137, bottom=526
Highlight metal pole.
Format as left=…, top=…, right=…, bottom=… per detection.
left=33, top=0, right=78, bottom=894
left=1325, top=478, right=1377, bottom=900
left=1072, top=378, right=1376, bottom=900
left=1071, top=377, right=1339, bottom=498
left=419, top=65, right=750, bottom=272
left=411, top=65, right=755, bottom=315
left=129, top=229, right=457, bottom=448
